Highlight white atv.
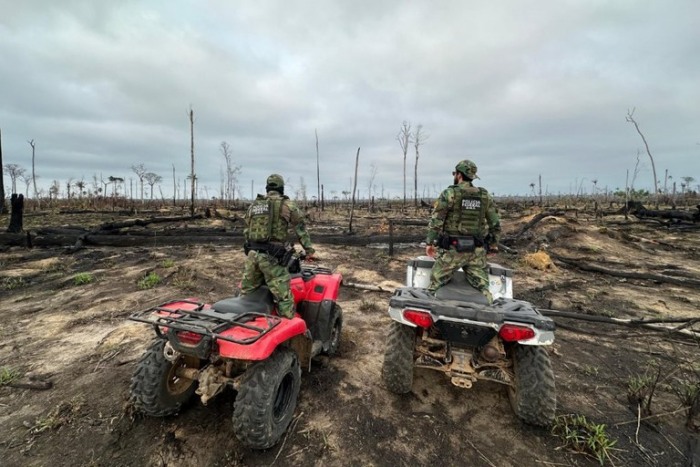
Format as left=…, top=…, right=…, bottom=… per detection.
left=381, top=256, right=556, bottom=426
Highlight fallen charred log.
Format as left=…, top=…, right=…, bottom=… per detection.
left=634, top=206, right=700, bottom=223
left=1, top=230, right=423, bottom=250
left=502, top=210, right=565, bottom=244
left=538, top=308, right=700, bottom=340
left=549, top=252, right=700, bottom=289
left=611, top=201, right=700, bottom=223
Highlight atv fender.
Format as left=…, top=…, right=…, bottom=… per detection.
left=217, top=316, right=308, bottom=361
left=305, top=273, right=342, bottom=302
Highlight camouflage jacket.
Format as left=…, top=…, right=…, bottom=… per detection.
left=244, top=191, right=315, bottom=254
left=426, top=181, right=501, bottom=245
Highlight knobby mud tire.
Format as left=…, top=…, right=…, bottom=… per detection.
left=508, top=345, right=557, bottom=426
left=381, top=321, right=416, bottom=394
left=325, top=304, right=343, bottom=357
left=130, top=338, right=200, bottom=417
left=232, top=348, right=301, bottom=449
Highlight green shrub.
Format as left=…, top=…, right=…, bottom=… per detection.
left=0, top=366, right=23, bottom=386
left=138, top=272, right=161, bottom=290
left=2, top=277, right=26, bottom=290
left=160, top=259, right=176, bottom=268
left=552, top=414, right=617, bottom=465
left=73, top=273, right=95, bottom=286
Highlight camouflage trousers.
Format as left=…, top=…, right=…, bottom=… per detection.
left=428, top=247, right=493, bottom=303
left=240, top=250, right=295, bottom=318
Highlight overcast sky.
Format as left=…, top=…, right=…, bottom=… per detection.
left=1, top=0, right=698, bottom=201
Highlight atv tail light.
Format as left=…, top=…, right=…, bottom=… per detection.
left=499, top=324, right=536, bottom=342
left=403, top=310, right=433, bottom=329
left=177, top=331, right=203, bottom=346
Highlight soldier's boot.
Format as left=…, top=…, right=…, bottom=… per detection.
left=276, top=300, right=296, bottom=319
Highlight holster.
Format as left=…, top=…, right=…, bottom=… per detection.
left=244, top=241, right=290, bottom=264
left=439, top=235, right=484, bottom=253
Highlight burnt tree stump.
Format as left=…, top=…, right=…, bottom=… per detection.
left=7, top=194, right=24, bottom=233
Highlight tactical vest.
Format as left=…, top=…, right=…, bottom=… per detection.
left=444, top=185, right=488, bottom=238
left=246, top=195, right=288, bottom=242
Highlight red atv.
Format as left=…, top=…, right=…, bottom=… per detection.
left=129, top=253, right=343, bottom=449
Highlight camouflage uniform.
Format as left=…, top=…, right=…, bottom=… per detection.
left=241, top=174, right=315, bottom=318
left=426, top=160, right=501, bottom=302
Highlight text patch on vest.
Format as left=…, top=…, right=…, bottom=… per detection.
left=461, top=199, right=482, bottom=210
left=251, top=203, right=269, bottom=216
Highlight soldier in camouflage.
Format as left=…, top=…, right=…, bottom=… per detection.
left=241, top=174, right=316, bottom=318
left=425, top=160, right=501, bottom=303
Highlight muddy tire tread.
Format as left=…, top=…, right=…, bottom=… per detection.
left=232, top=348, right=301, bottom=449
left=509, top=345, right=557, bottom=426
left=326, top=304, right=343, bottom=357
left=129, top=338, right=197, bottom=417
left=381, top=321, right=416, bottom=394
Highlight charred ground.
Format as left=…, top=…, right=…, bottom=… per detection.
left=1, top=207, right=699, bottom=467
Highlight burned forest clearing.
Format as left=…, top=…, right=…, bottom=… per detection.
left=1, top=203, right=700, bottom=467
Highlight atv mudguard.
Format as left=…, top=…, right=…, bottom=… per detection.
left=216, top=315, right=308, bottom=361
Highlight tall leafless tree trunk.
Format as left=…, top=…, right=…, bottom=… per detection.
left=538, top=174, right=543, bottom=206
left=131, top=164, right=147, bottom=204
left=172, top=164, right=176, bottom=207
left=0, top=127, right=7, bottom=214
left=397, top=121, right=412, bottom=209
left=315, top=128, right=322, bottom=211
left=625, top=169, right=630, bottom=220
left=348, top=148, right=360, bottom=233
left=28, top=139, right=38, bottom=208
left=189, top=106, right=196, bottom=218
left=412, top=124, right=427, bottom=207
left=626, top=109, right=659, bottom=207
left=220, top=141, right=233, bottom=202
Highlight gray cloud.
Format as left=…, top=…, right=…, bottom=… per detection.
left=1, top=0, right=698, bottom=201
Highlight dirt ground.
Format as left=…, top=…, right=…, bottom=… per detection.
left=1, top=209, right=699, bottom=467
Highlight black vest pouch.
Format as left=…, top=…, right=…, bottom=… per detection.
left=452, top=236, right=476, bottom=252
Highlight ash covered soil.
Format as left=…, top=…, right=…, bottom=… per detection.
left=1, top=211, right=699, bottom=467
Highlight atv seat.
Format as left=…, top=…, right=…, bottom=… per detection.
left=435, top=270, right=491, bottom=305
left=212, top=286, right=276, bottom=315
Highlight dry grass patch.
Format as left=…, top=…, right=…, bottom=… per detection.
left=522, top=251, right=556, bottom=271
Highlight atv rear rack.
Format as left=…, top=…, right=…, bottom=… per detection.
left=129, top=299, right=282, bottom=347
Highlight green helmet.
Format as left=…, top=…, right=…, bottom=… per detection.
left=266, top=174, right=285, bottom=189
left=455, top=160, right=479, bottom=180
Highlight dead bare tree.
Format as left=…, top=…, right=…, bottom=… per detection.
left=20, top=172, right=32, bottom=198
left=367, top=162, right=378, bottom=200
left=220, top=141, right=235, bottom=203
left=131, top=164, right=147, bottom=204
left=0, top=127, right=7, bottom=214
left=144, top=173, right=162, bottom=200
left=27, top=139, right=37, bottom=203
left=348, top=148, right=360, bottom=233
left=626, top=109, right=659, bottom=206
left=412, top=124, right=427, bottom=207
left=630, top=150, right=642, bottom=191
left=172, top=164, right=177, bottom=207
left=397, top=121, right=412, bottom=208
left=66, top=177, right=74, bottom=199
left=189, top=106, right=196, bottom=217
left=3, top=163, right=25, bottom=194
left=315, top=128, right=322, bottom=210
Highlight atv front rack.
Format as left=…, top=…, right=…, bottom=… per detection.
left=130, top=299, right=282, bottom=356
